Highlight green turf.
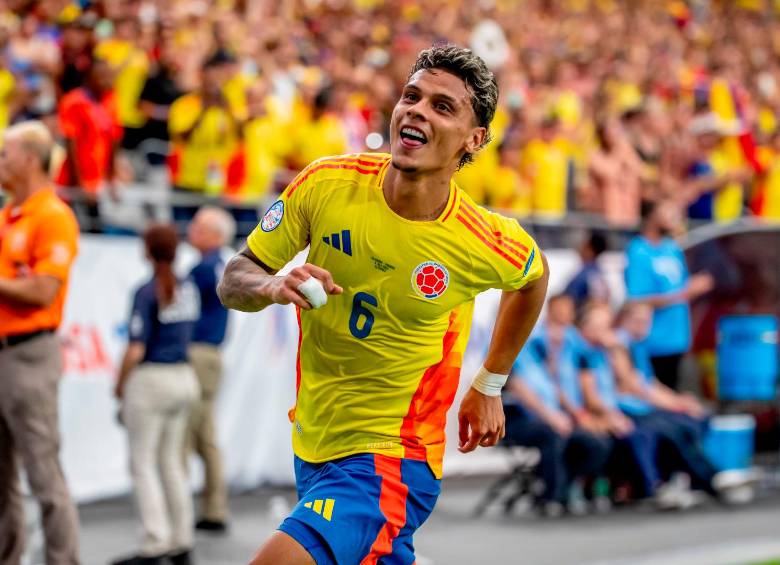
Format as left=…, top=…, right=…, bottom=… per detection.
left=746, top=559, right=780, bottom=565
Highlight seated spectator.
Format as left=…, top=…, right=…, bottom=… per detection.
left=576, top=302, right=661, bottom=501
left=563, top=230, right=610, bottom=311
left=503, top=338, right=612, bottom=517
left=612, top=301, right=751, bottom=506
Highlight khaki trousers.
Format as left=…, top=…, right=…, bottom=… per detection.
left=185, top=344, right=228, bottom=522
left=123, top=363, right=199, bottom=555
left=0, top=333, right=80, bottom=565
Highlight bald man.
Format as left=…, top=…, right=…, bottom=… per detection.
left=0, top=121, right=81, bottom=564
left=185, top=206, right=236, bottom=532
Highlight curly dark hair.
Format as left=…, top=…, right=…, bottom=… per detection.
left=408, top=44, right=499, bottom=169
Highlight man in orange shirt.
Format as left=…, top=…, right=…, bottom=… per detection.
left=0, top=121, right=81, bottom=565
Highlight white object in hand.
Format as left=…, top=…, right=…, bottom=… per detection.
left=297, top=277, right=328, bottom=309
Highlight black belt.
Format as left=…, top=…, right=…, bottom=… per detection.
left=0, top=329, right=53, bottom=351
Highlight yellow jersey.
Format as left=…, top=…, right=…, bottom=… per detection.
left=246, top=153, right=544, bottom=477
left=168, top=94, right=240, bottom=193
left=522, top=137, right=570, bottom=216
left=94, top=39, right=149, bottom=128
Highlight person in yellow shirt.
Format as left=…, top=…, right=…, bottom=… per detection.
left=0, top=63, right=16, bottom=135
left=218, top=45, right=548, bottom=565
left=488, top=141, right=531, bottom=214
left=754, top=130, right=780, bottom=221
left=225, top=81, right=293, bottom=202
left=94, top=16, right=150, bottom=149
left=291, top=86, right=349, bottom=170
left=522, top=115, right=570, bottom=218
left=685, top=114, right=751, bottom=222
left=168, top=56, right=243, bottom=223
left=453, top=144, right=496, bottom=204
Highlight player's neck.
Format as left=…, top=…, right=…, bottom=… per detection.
left=382, top=167, right=451, bottom=221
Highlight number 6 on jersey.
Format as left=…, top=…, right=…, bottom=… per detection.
left=349, top=292, right=377, bottom=339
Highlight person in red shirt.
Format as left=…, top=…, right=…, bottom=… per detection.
left=56, top=58, right=123, bottom=232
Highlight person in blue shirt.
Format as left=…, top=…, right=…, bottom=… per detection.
left=563, top=230, right=610, bottom=311
left=503, top=294, right=612, bottom=516
left=624, top=201, right=713, bottom=390
left=185, top=206, right=236, bottom=532
left=612, top=302, right=729, bottom=504
left=576, top=302, right=661, bottom=501
left=114, top=225, right=200, bottom=565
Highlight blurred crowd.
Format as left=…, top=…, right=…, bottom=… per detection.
left=1, top=0, right=780, bottom=230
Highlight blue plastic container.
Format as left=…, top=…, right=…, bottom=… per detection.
left=717, top=315, right=778, bottom=401
left=703, top=415, right=756, bottom=472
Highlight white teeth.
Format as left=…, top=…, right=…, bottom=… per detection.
left=401, top=127, right=426, bottom=141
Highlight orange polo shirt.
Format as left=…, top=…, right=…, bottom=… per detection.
left=0, top=188, right=79, bottom=336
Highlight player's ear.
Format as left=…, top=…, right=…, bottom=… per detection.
left=464, top=126, right=487, bottom=155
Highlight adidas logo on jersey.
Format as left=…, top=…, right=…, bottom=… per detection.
left=322, top=230, right=352, bottom=256
left=303, top=498, right=335, bottom=521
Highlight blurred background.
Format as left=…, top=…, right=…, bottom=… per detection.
left=1, top=0, right=779, bottom=564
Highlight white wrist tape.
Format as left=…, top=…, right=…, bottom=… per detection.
left=470, top=365, right=509, bottom=397
left=297, top=277, right=328, bottom=309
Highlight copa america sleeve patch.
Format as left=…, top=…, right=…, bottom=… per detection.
left=261, top=200, right=285, bottom=232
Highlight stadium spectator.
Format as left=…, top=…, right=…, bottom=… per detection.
left=185, top=206, right=236, bottom=533
left=167, top=54, right=243, bottom=223
left=504, top=326, right=612, bottom=516
left=5, top=11, right=58, bottom=120
left=685, top=113, right=752, bottom=223
left=290, top=85, right=349, bottom=170
left=56, top=57, right=123, bottom=232
left=114, top=225, right=200, bottom=565
left=521, top=115, right=570, bottom=218
left=587, top=117, right=644, bottom=226
left=576, top=303, right=661, bottom=501
left=226, top=80, right=292, bottom=202
left=754, top=129, right=780, bottom=220
left=137, top=45, right=183, bottom=148
left=489, top=140, right=531, bottom=213
left=625, top=201, right=714, bottom=390
left=94, top=15, right=150, bottom=150
left=613, top=301, right=755, bottom=506
left=0, top=121, right=80, bottom=565
left=1, top=1, right=779, bottom=231
left=58, top=10, right=96, bottom=94
left=563, top=230, right=610, bottom=311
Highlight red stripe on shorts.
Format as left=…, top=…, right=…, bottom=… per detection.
left=360, top=455, right=408, bottom=564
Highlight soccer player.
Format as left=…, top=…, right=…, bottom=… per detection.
left=218, top=45, right=549, bottom=565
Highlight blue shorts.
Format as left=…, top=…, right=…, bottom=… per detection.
left=279, top=453, right=441, bottom=565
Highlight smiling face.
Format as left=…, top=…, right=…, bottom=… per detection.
left=389, top=69, right=486, bottom=175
